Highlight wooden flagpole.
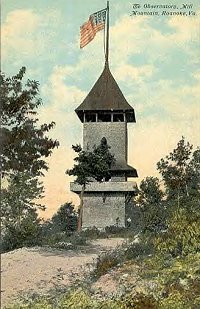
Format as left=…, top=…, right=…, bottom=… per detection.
left=105, top=1, right=109, bottom=64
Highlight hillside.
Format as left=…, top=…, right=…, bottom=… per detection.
left=1, top=238, right=124, bottom=308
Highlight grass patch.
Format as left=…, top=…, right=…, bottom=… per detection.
left=37, top=231, right=88, bottom=251
left=4, top=243, right=200, bottom=308
left=92, top=238, right=154, bottom=279
left=4, top=288, right=159, bottom=309
left=80, top=226, right=136, bottom=240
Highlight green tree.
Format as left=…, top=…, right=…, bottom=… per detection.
left=155, top=207, right=200, bottom=256
left=136, top=176, right=165, bottom=232
left=1, top=172, right=44, bottom=251
left=51, top=202, right=78, bottom=233
left=185, top=148, right=200, bottom=199
left=0, top=67, right=59, bottom=251
left=66, top=137, right=115, bottom=232
left=139, top=176, right=164, bottom=206
left=155, top=137, right=200, bottom=255
left=157, top=137, right=197, bottom=206
left=0, top=67, right=59, bottom=177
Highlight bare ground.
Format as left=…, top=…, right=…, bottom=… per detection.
left=1, top=238, right=124, bottom=307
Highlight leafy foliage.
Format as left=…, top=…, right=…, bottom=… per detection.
left=131, top=138, right=200, bottom=257
left=51, top=202, right=78, bottom=234
left=0, top=67, right=59, bottom=252
left=157, top=137, right=199, bottom=203
left=154, top=208, right=200, bottom=256
left=39, top=231, right=87, bottom=249
left=0, top=67, right=59, bottom=177
left=93, top=247, right=122, bottom=278
left=38, top=204, right=85, bottom=249
left=92, top=238, right=154, bottom=279
left=1, top=172, right=44, bottom=252
left=4, top=288, right=160, bottom=309
left=1, top=208, right=41, bottom=252
left=135, top=177, right=165, bottom=233
left=140, top=253, right=200, bottom=308
left=80, top=227, right=107, bottom=239
left=122, top=293, right=158, bottom=309
left=66, top=137, right=115, bottom=185
left=153, top=137, right=200, bottom=257
left=139, top=177, right=164, bottom=206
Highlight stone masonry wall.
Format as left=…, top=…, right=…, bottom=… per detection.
left=79, top=122, right=133, bottom=229
left=82, top=192, right=126, bottom=229
left=83, top=122, right=127, bottom=162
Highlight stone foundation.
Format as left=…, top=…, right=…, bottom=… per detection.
left=71, top=181, right=137, bottom=229
left=82, top=192, right=126, bottom=229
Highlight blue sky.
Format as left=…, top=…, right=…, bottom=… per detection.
left=2, top=0, right=200, bottom=217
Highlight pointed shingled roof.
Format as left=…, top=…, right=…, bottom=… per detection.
left=75, top=62, right=135, bottom=117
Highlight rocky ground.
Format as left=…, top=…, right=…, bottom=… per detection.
left=1, top=238, right=125, bottom=308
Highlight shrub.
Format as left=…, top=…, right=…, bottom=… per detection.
left=80, top=227, right=107, bottom=239
left=154, top=209, right=200, bottom=256
left=68, top=233, right=87, bottom=246
left=57, top=289, right=96, bottom=309
left=39, top=231, right=68, bottom=247
left=159, top=278, right=200, bottom=309
left=139, top=252, right=200, bottom=308
left=105, top=226, right=135, bottom=238
left=40, top=232, right=87, bottom=250
left=92, top=238, right=154, bottom=279
left=105, top=226, right=127, bottom=234
left=92, top=247, right=122, bottom=278
left=80, top=226, right=135, bottom=240
left=123, top=239, right=154, bottom=261
left=122, top=292, right=158, bottom=309
left=4, top=289, right=159, bottom=309
left=1, top=213, right=41, bottom=253
left=51, top=202, right=78, bottom=234
left=4, top=297, right=53, bottom=309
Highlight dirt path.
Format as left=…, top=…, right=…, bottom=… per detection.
left=1, top=238, right=124, bottom=307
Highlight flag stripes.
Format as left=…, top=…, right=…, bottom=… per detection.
left=80, top=17, right=95, bottom=48
left=80, top=10, right=106, bottom=49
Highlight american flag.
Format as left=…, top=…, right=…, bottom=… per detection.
left=80, top=9, right=107, bottom=49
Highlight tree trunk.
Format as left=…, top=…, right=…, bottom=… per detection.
left=177, top=182, right=180, bottom=209
left=185, top=182, right=189, bottom=197
left=77, top=184, right=85, bottom=233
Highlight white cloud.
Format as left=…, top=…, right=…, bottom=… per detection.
left=2, top=8, right=63, bottom=61
left=121, top=75, right=199, bottom=126
left=109, top=13, right=200, bottom=65
left=69, top=12, right=200, bottom=89
left=3, top=9, right=39, bottom=35
left=110, top=15, right=149, bottom=64
left=114, top=64, right=156, bottom=85
left=39, top=65, right=86, bottom=145
left=2, top=10, right=41, bottom=58
left=193, top=71, right=200, bottom=81
left=168, top=12, right=200, bottom=43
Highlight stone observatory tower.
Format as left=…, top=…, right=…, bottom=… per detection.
left=70, top=1, right=137, bottom=229
left=70, top=62, right=138, bottom=229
